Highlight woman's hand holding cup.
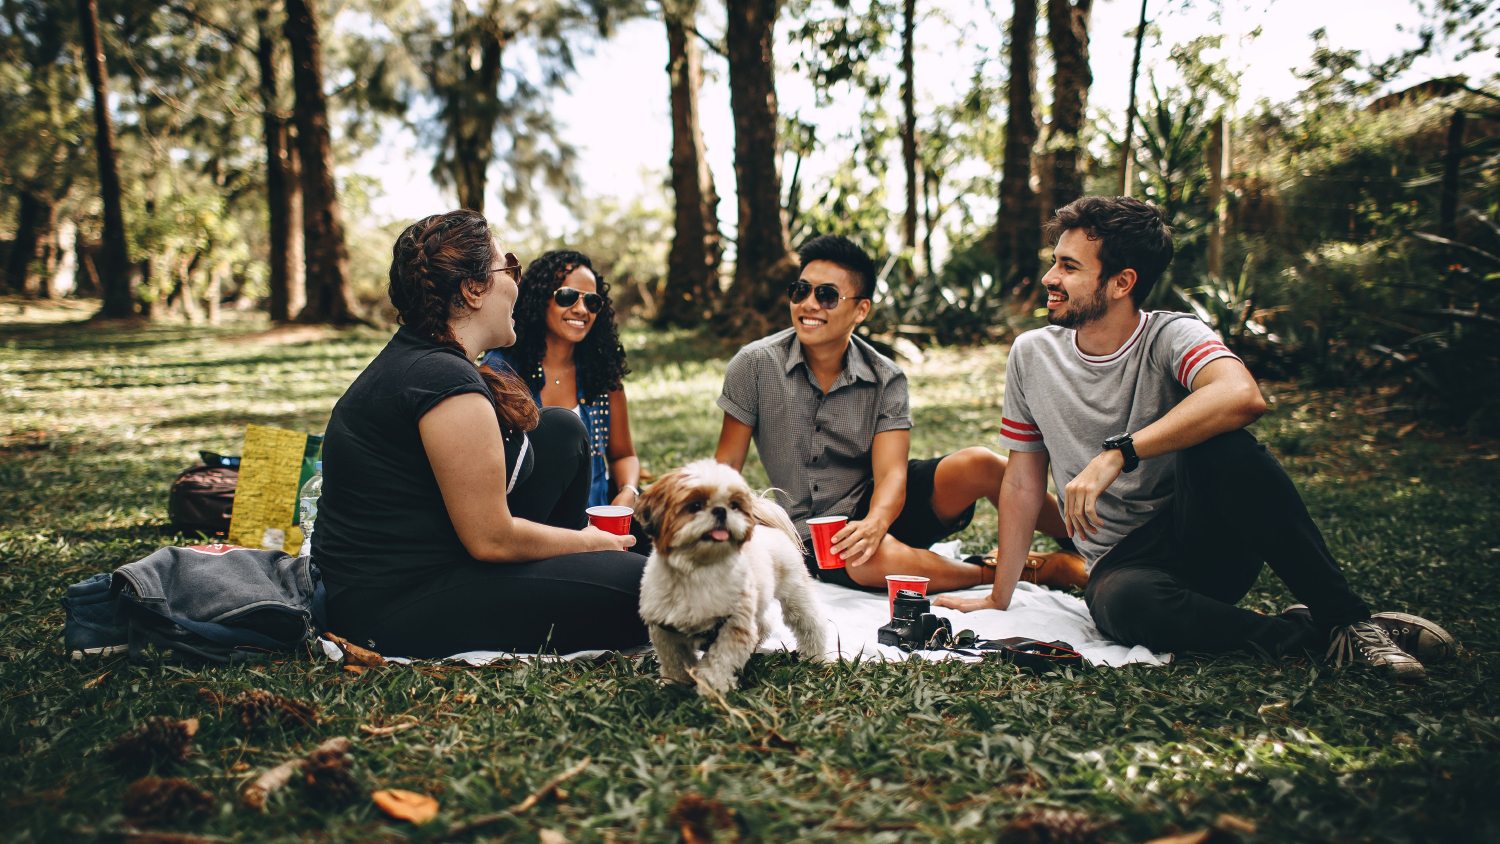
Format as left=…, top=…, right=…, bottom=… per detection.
left=581, top=524, right=636, bottom=552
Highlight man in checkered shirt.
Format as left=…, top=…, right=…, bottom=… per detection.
left=714, top=235, right=1075, bottom=592
left=935, top=197, right=1452, bottom=681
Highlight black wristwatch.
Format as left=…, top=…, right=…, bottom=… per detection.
left=1102, top=432, right=1140, bottom=473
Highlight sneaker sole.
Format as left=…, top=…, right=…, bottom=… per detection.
left=70, top=644, right=128, bottom=660
left=1371, top=612, right=1456, bottom=665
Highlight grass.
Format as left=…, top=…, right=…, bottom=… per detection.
left=2, top=301, right=1499, bottom=843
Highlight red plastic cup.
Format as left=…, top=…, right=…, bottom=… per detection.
left=886, top=575, right=931, bottom=617
left=587, top=505, right=634, bottom=535
left=807, top=516, right=848, bottom=569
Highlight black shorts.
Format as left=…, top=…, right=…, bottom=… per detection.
left=804, top=455, right=977, bottom=590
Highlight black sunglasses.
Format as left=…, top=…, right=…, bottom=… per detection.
left=787, top=280, right=869, bottom=310
left=553, top=287, right=604, bottom=313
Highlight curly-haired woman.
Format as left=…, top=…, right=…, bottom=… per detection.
left=312, top=211, right=647, bottom=658
left=480, top=250, right=641, bottom=511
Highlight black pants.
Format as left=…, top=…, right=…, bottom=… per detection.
left=327, top=407, right=648, bottom=656
left=1084, top=429, right=1370, bottom=656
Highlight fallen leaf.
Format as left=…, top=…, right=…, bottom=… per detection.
left=84, top=672, right=110, bottom=689
left=1398, top=422, right=1419, bottom=438
left=343, top=665, right=365, bottom=675
left=359, top=722, right=418, bottom=737
left=538, top=831, right=570, bottom=844
left=323, top=633, right=384, bottom=667
left=373, top=789, right=439, bottom=824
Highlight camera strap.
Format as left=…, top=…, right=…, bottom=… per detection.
left=947, top=635, right=1087, bottom=672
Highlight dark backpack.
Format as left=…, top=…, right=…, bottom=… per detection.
left=168, top=452, right=240, bottom=538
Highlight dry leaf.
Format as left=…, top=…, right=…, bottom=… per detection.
left=84, top=671, right=111, bottom=689
left=323, top=633, right=384, bottom=667
left=538, top=831, right=570, bottom=844
left=359, top=722, right=418, bottom=737
left=343, top=665, right=365, bottom=675
left=373, top=789, right=439, bottom=824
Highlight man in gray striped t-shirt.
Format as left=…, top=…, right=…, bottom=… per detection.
left=714, top=235, right=1074, bottom=593
left=935, top=197, right=1451, bottom=681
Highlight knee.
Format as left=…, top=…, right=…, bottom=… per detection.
left=951, top=447, right=1004, bottom=477
left=535, top=406, right=588, bottom=454
left=1183, top=428, right=1258, bottom=465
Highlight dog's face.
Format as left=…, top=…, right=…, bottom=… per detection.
left=636, top=459, right=757, bottom=565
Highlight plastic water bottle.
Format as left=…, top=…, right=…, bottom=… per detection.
left=298, top=461, right=322, bottom=557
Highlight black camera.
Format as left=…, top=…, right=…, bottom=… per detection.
left=877, top=589, right=953, bottom=650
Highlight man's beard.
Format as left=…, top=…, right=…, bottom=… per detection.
left=1046, top=280, right=1109, bottom=329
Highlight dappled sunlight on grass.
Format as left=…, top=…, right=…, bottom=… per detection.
left=2, top=310, right=1497, bottom=842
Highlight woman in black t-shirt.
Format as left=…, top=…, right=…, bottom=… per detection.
left=314, top=210, right=646, bottom=657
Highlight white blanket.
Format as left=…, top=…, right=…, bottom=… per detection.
left=759, top=579, right=1169, bottom=667
left=320, top=578, right=1169, bottom=669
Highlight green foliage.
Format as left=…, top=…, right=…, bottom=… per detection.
left=2, top=315, right=1499, bottom=841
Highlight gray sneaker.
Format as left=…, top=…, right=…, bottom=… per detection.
left=1369, top=612, right=1456, bottom=665
left=1326, top=621, right=1426, bottom=681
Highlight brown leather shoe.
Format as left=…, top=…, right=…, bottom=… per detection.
left=1020, top=551, right=1089, bottom=590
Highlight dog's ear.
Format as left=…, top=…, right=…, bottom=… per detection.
left=634, top=472, right=674, bottom=539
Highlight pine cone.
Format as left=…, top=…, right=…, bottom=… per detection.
left=106, top=717, right=198, bottom=771
left=302, top=744, right=361, bottom=803
left=122, top=776, right=214, bottom=824
left=670, top=793, right=734, bottom=843
left=231, top=689, right=318, bottom=730
left=997, top=809, right=1103, bottom=844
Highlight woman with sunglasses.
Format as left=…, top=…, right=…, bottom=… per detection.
left=313, top=212, right=645, bottom=658
left=481, top=250, right=641, bottom=512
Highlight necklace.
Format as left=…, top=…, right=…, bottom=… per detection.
left=537, top=361, right=573, bottom=387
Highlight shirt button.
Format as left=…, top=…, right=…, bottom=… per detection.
left=815, top=425, right=821, bottom=433
left=813, top=485, right=819, bottom=492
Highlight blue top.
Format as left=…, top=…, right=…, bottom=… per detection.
left=481, top=348, right=612, bottom=508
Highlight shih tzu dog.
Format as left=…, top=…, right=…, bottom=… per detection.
left=636, top=459, right=829, bottom=694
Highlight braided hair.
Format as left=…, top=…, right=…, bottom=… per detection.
left=508, top=249, right=629, bottom=402
left=388, top=210, right=539, bottom=432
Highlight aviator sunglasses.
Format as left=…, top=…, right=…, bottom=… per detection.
left=489, top=252, right=523, bottom=282
left=552, top=287, right=604, bottom=314
left=787, top=279, right=869, bottom=310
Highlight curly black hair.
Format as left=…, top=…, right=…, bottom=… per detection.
left=508, top=249, right=629, bottom=402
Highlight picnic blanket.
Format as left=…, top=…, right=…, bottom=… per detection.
left=320, top=543, right=1170, bottom=667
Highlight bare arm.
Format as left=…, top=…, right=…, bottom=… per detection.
left=1063, top=356, right=1267, bottom=538
left=605, top=387, right=641, bottom=507
left=714, top=413, right=754, bottom=471
left=935, top=448, right=1049, bottom=612
left=833, top=429, right=909, bottom=566
left=419, top=393, right=633, bottom=562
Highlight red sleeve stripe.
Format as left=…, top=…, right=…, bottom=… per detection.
left=1002, top=430, right=1044, bottom=442
left=1176, top=340, right=1234, bottom=385
left=1000, top=417, right=1039, bottom=432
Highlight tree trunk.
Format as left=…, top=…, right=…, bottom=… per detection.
left=78, top=0, right=133, bottom=318
left=284, top=0, right=360, bottom=324
left=1206, top=113, right=1227, bottom=279
left=1117, top=0, right=1147, bottom=198
left=720, top=0, right=797, bottom=335
left=5, top=192, right=50, bottom=295
left=922, top=165, right=936, bottom=276
left=900, top=0, right=917, bottom=283
left=258, top=6, right=305, bottom=323
left=998, top=0, right=1040, bottom=293
left=1440, top=108, right=1465, bottom=240
left=1046, top=0, right=1092, bottom=214
left=438, top=1, right=505, bottom=212
left=659, top=0, right=723, bottom=328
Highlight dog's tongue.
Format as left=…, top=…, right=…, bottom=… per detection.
left=710, top=529, right=730, bottom=541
